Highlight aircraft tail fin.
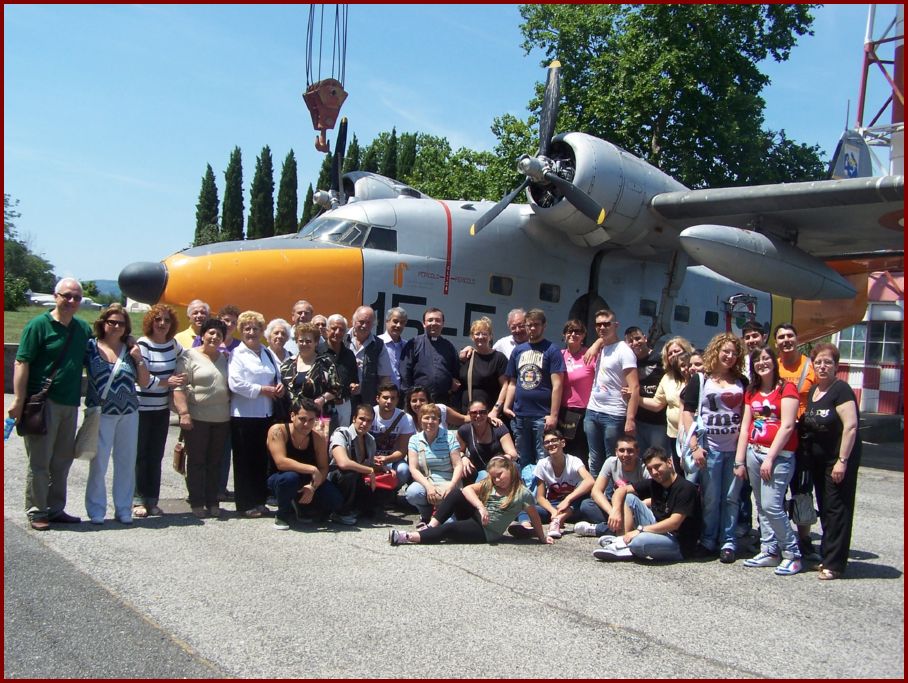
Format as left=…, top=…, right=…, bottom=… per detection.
left=827, top=129, right=875, bottom=179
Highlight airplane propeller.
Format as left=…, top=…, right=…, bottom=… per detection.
left=314, top=117, right=348, bottom=212
left=470, top=60, right=607, bottom=236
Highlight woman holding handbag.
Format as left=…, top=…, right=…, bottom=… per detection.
left=172, top=319, right=231, bottom=519
left=84, top=304, right=150, bottom=525
left=799, top=343, right=862, bottom=580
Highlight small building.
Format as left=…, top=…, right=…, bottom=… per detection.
left=833, top=271, right=903, bottom=416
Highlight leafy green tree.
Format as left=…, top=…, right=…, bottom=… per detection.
left=518, top=4, right=822, bottom=188
left=398, top=132, right=418, bottom=178
left=402, top=134, right=453, bottom=197
left=221, top=147, right=245, bottom=241
left=194, top=164, right=220, bottom=246
left=300, top=183, right=315, bottom=228
left=82, top=280, right=100, bottom=297
left=343, top=134, right=361, bottom=174
left=4, top=194, right=56, bottom=306
left=380, top=127, right=399, bottom=179
left=247, top=145, right=275, bottom=240
left=4, top=273, right=28, bottom=311
left=275, top=150, right=299, bottom=235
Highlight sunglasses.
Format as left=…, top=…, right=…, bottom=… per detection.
left=469, top=409, right=488, bottom=417
left=57, top=292, right=83, bottom=302
left=104, top=319, right=126, bottom=327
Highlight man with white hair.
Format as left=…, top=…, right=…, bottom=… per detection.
left=173, top=299, right=210, bottom=349
left=323, top=314, right=358, bottom=428
left=493, top=308, right=529, bottom=360
left=345, top=306, right=391, bottom=409
left=9, top=278, right=93, bottom=530
left=283, top=299, right=315, bottom=356
left=378, top=307, right=408, bottom=389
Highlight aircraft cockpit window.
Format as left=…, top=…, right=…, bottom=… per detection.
left=490, top=275, right=513, bottom=296
left=298, top=216, right=369, bottom=247
left=673, top=305, right=690, bottom=323
left=363, top=226, right=397, bottom=252
left=704, top=311, right=719, bottom=327
left=539, top=283, right=560, bottom=303
left=639, top=299, right=657, bottom=317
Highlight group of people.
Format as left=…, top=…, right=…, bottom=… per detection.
left=11, top=281, right=862, bottom=580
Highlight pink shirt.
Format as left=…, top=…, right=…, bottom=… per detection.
left=561, top=348, right=596, bottom=409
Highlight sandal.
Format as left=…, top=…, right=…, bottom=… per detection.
left=133, top=505, right=148, bottom=518
left=818, top=568, right=841, bottom=581
left=30, top=519, right=50, bottom=531
left=244, top=508, right=263, bottom=519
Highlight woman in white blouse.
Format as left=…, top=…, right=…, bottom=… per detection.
left=228, top=310, right=285, bottom=518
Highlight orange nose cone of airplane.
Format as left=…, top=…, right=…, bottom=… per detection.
left=119, top=247, right=363, bottom=323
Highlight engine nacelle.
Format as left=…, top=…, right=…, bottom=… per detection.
left=527, top=133, right=687, bottom=248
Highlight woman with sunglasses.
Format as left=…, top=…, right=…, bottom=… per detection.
left=84, top=304, right=151, bottom=524
left=559, top=319, right=596, bottom=467
left=133, top=304, right=186, bottom=518
left=456, top=399, right=518, bottom=484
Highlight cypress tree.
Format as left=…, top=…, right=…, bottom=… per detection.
left=247, top=145, right=275, bottom=240
left=275, top=149, right=298, bottom=235
left=361, top=144, right=379, bottom=173
left=315, top=153, right=332, bottom=192
left=380, top=127, right=398, bottom=179
left=300, top=183, right=315, bottom=228
left=398, top=132, right=418, bottom=178
left=194, top=163, right=220, bottom=246
left=343, top=134, right=361, bottom=173
left=221, top=146, right=245, bottom=241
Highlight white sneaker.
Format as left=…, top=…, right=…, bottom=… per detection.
left=273, top=517, right=290, bottom=531
left=331, top=512, right=358, bottom=526
left=547, top=518, right=563, bottom=539
left=573, top=521, right=599, bottom=537
left=598, top=533, right=618, bottom=548
left=592, top=545, right=633, bottom=561
left=774, top=558, right=802, bottom=576
left=743, top=551, right=781, bottom=568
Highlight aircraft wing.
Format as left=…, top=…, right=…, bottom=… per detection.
left=649, top=175, right=904, bottom=259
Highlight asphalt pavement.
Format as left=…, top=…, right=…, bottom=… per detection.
left=3, top=394, right=904, bottom=678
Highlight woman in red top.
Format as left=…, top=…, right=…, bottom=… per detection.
left=734, top=347, right=802, bottom=576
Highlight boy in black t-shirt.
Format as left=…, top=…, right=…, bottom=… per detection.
left=592, top=447, right=702, bottom=562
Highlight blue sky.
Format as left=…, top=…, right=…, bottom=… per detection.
left=4, top=4, right=897, bottom=282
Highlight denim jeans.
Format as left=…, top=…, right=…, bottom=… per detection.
left=577, top=498, right=609, bottom=526
left=625, top=493, right=683, bottom=561
left=698, top=448, right=743, bottom=551
left=512, top=416, right=546, bottom=469
left=584, top=409, right=625, bottom=477
left=635, top=420, right=670, bottom=456
left=389, top=460, right=411, bottom=488
left=516, top=498, right=586, bottom=524
left=746, top=445, right=800, bottom=559
left=86, top=411, right=139, bottom=523
left=267, top=470, right=342, bottom=519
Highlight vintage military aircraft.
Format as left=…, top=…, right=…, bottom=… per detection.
left=119, top=62, right=904, bottom=348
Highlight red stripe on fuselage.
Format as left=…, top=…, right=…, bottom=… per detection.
left=436, top=200, right=453, bottom=295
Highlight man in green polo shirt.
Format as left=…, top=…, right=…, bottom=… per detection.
left=9, top=278, right=92, bottom=530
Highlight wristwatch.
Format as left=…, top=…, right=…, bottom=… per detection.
left=636, top=524, right=644, bottom=532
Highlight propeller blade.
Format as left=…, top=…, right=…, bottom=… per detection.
left=543, top=171, right=606, bottom=225
left=470, top=177, right=531, bottom=236
left=537, top=60, right=561, bottom=157
left=330, top=117, right=348, bottom=193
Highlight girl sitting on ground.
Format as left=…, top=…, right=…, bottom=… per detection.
left=388, top=456, right=552, bottom=546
